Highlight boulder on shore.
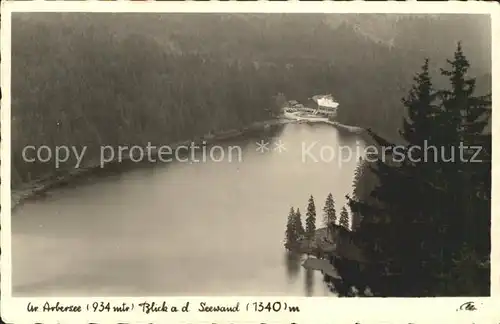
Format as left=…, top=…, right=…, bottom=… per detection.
left=302, top=257, right=341, bottom=279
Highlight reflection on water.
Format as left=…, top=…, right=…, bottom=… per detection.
left=284, top=251, right=301, bottom=282
left=284, top=252, right=323, bottom=297
left=12, top=123, right=364, bottom=296
left=304, top=268, right=314, bottom=297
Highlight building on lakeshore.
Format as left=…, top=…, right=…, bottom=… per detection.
left=311, top=94, right=339, bottom=117
left=283, top=96, right=339, bottom=118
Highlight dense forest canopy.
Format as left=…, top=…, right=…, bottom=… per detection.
left=10, top=13, right=491, bottom=186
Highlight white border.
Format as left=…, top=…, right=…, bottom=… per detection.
left=1, top=1, right=499, bottom=323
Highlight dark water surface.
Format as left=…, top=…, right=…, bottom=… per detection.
left=12, top=123, right=365, bottom=296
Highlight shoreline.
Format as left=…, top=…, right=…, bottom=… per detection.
left=11, top=116, right=364, bottom=211
left=281, top=110, right=365, bottom=134
left=324, top=120, right=365, bottom=134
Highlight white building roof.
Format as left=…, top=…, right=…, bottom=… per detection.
left=317, top=97, right=339, bottom=109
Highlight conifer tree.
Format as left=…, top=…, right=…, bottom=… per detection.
left=285, top=207, right=298, bottom=250
left=305, top=195, right=317, bottom=240
left=294, top=208, right=305, bottom=238
left=439, top=42, right=490, bottom=144
left=351, top=158, right=376, bottom=231
left=335, top=56, right=455, bottom=297
left=436, top=42, right=491, bottom=294
left=323, top=193, right=336, bottom=226
left=339, top=206, right=350, bottom=230
left=400, top=58, right=440, bottom=148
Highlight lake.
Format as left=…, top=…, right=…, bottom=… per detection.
left=12, top=122, right=365, bottom=296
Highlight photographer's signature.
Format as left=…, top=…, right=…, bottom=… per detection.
left=456, top=301, right=478, bottom=311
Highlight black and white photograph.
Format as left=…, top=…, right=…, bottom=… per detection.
left=1, top=3, right=494, bottom=304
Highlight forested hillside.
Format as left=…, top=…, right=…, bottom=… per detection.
left=11, top=13, right=491, bottom=186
